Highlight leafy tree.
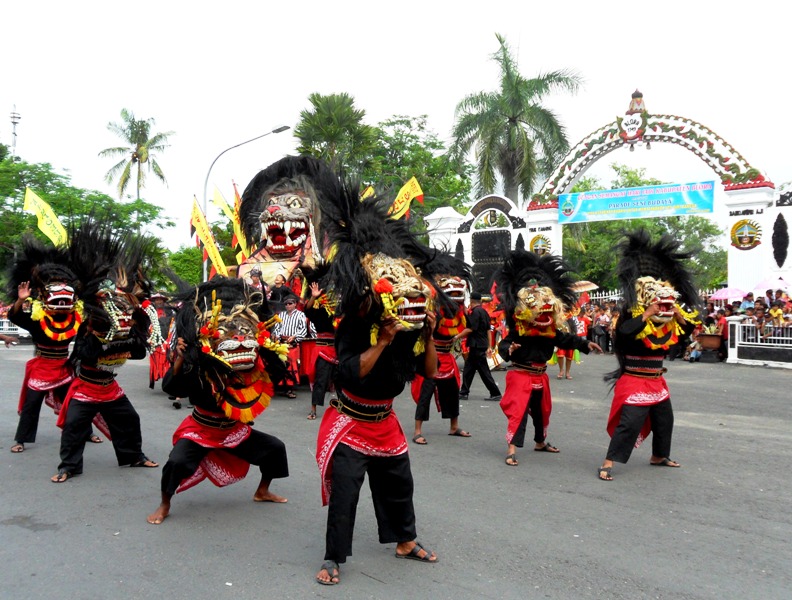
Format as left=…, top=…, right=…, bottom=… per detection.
left=562, top=164, right=726, bottom=290
left=0, top=144, right=175, bottom=295
left=294, top=93, right=378, bottom=175
left=451, top=33, right=581, bottom=203
left=167, top=245, right=203, bottom=286
left=99, top=108, right=174, bottom=199
left=361, top=115, right=472, bottom=228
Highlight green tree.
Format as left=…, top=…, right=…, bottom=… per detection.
left=361, top=115, right=472, bottom=228
left=99, top=108, right=174, bottom=199
left=294, top=92, right=378, bottom=175
left=167, top=245, right=203, bottom=286
left=0, top=144, right=175, bottom=295
left=451, top=33, right=581, bottom=203
left=562, top=164, right=726, bottom=290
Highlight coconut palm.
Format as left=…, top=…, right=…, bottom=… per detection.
left=99, top=109, right=174, bottom=199
left=294, top=92, right=377, bottom=175
left=452, top=33, right=582, bottom=204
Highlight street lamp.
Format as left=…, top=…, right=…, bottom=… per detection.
left=201, top=125, right=290, bottom=281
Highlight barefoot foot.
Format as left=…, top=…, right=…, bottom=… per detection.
left=147, top=503, right=171, bottom=524
left=253, top=491, right=288, bottom=503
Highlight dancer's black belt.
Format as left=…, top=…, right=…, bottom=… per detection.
left=624, top=368, right=667, bottom=379
left=512, top=362, right=547, bottom=375
left=330, top=390, right=392, bottom=423
left=78, top=369, right=116, bottom=386
left=191, top=409, right=238, bottom=429
left=314, top=339, right=334, bottom=347
left=36, top=346, right=69, bottom=359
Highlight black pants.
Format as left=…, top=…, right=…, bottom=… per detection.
left=15, top=382, right=71, bottom=444
left=606, top=400, right=674, bottom=463
left=510, top=388, right=545, bottom=447
left=311, top=357, right=336, bottom=408
left=58, top=396, right=146, bottom=474
left=459, top=347, right=500, bottom=397
left=161, top=429, right=289, bottom=495
left=325, top=443, right=416, bottom=564
left=414, top=377, right=460, bottom=421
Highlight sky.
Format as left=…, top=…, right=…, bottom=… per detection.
left=2, top=1, right=788, bottom=251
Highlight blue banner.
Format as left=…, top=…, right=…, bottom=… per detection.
left=558, top=181, right=715, bottom=224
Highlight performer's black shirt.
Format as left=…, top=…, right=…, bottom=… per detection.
left=614, top=315, right=696, bottom=358
left=9, top=306, right=75, bottom=350
left=335, top=315, right=426, bottom=400
left=162, top=366, right=223, bottom=415
left=466, top=305, right=491, bottom=348
left=498, top=328, right=590, bottom=364
left=305, top=306, right=335, bottom=335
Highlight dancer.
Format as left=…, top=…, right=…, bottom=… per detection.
left=52, top=223, right=158, bottom=482
left=147, top=277, right=290, bottom=524
left=412, top=256, right=472, bottom=444
left=272, top=293, right=307, bottom=398
left=495, top=250, right=601, bottom=467
left=314, top=180, right=441, bottom=585
left=598, top=230, right=700, bottom=481
left=7, top=237, right=102, bottom=453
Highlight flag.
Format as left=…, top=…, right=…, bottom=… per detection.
left=360, top=185, right=375, bottom=201
left=23, top=188, right=68, bottom=246
left=190, top=197, right=228, bottom=278
left=232, top=181, right=249, bottom=265
left=387, top=177, right=424, bottom=220
left=211, top=186, right=235, bottom=221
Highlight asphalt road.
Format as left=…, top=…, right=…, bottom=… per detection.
left=1, top=342, right=790, bottom=600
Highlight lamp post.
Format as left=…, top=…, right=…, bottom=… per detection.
left=201, top=125, right=290, bottom=281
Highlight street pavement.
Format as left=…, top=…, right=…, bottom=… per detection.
left=1, top=342, right=790, bottom=600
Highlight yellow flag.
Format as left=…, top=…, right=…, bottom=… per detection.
left=190, top=197, right=229, bottom=277
left=23, top=188, right=68, bottom=246
left=211, top=186, right=236, bottom=221
left=360, top=185, right=375, bottom=201
left=387, top=177, right=424, bottom=220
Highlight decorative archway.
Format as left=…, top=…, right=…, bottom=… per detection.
left=532, top=90, right=772, bottom=206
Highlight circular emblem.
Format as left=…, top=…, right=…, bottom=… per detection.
left=529, top=235, right=551, bottom=255
left=730, top=220, right=762, bottom=250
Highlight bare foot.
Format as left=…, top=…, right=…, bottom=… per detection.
left=147, top=503, right=170, bottom=524
left=253, top=491, right=288, bottom=503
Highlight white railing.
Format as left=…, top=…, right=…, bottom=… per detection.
left=0, top=319, right=28, bottom=338
left=734, top=322, right=792, bottom=347
left=726, top=319, right=792, bottom=369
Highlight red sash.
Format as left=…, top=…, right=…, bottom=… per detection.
left=171, top=412, right=253, bottom=493
left=315, top=389, right=407, bottom=505
left=18, top=356, right=73, bottom=414
left=499, top=370, right=551, bottom=443
left=149, top=344, right=170, bottom=384
left=56, top=377, right=124, bottom=439
left=606, top=374, right=670, bottom=448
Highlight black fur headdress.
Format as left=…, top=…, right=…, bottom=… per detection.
left=615, top=229, right=700, bottom=310
left=8, top=236, right=78, bottom=300
left=495, top=249, right=577, bottom=321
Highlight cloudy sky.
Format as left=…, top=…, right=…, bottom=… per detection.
left=3, top=1, right=787, bottom=249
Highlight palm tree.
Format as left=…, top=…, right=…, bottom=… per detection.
left=99, top=109, right=174, bottom=199
left=451, top=34, right=582, bottom=204
left=294, top=92, right=377, bottom=174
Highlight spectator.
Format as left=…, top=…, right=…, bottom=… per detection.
left=592, top=306, right=611, bottom=353
left=272, top=295, right=307, bottom=399
left=739, top=293, right=754, bottom=311
left=715, top=309, right=728, bottom=361
left=268, top=274, right=291, bottom=313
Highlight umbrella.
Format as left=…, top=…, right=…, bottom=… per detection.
left=753, top=276, right=791, bottom=291
left=571, top=280, right=599, bottom=293
left=709, top=287, right=747, bottom=301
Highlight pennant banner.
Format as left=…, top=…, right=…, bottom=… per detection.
left=190, top=197, right=228, bottom=277
left=212, top=186, right=235, bottom=221
left=232, top=181, right=249, bottom=265
left=387, top=177, right=424, bottom=220
left=23, top=187, right=68, bottom=246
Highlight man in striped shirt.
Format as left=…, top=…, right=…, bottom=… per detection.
left=273, top=296, right=307, bottom=398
